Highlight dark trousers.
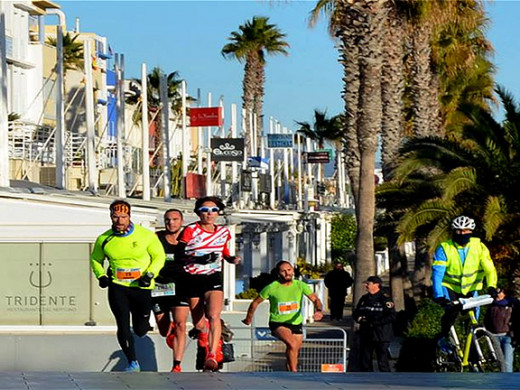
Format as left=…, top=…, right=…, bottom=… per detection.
left=108, top=283, right=152, bottom=362
left=329, top=293, right=346, bottom=320
left=440, top=290, right=472, bottom=337
left=359, top=335, right=391, bottom=372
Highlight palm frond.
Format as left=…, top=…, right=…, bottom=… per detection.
left=440, top=166, right=477, bottom=201
left=482, top=195, right=507, bottom=240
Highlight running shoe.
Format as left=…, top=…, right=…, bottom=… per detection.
left=171, top=365, right=182, bottom=373
left=203, top=352, right=218, bottom=372
left=124, top=360, right=141, bottom=372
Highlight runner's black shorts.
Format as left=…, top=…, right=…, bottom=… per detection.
left=151, top=295, right=190, bottom=314
left=177, top=272, right=223, bottom=298
left=269, top=321, right=303, bottom=335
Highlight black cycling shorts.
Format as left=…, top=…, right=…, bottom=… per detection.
left=151, top=295, right=190, bottom=314
left=269, top=321, right=303, bottom=335
left=177, top=272, right=223, bottom=299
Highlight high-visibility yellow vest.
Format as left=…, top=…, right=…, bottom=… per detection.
left=436, top=237, right=497, bottom=295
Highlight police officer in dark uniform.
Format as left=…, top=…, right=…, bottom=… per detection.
left=353, top=275, right=396, bottom=372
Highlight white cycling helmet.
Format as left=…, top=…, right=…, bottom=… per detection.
left=451, top=215, right=476, bottom=230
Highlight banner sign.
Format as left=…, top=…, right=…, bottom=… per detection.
left=211, top=138, right=244, bottom=162
left=254, top=327, right=277, bottom=340
left=185, top=173, right=206, bottom=198
left=189, top=107, right=223, bottom=127
left=259, top=173, right=272, bottom=193
left=248, top=156, right=269, bottom=169
left=267, top=134, right=293, bottom=148
left=305, top=151, right=330, bottom=164
left=241, top=170, right=252, bottom=192
left=321, top=364, right=344, bottom=373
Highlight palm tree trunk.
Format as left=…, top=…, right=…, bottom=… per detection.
left=382, top=7, right=406, bottom=311
left=242, top=58, right=256, bottom=153
left=381, top=12, right=404, bottom=179
left=388, top=233, right=406, bottom=312
left=411, top=24, right=432, bottom=138
left=412, top=236, right=432, bottom=299
left=255, top=64, right=265, bottom=152
left=352, top=1, right=386, bottom=307
left=339, top=39, right=360, bottom=213
left=354, top=147, right=378, bottom=304
left=429, top=71, right=443, bottom=137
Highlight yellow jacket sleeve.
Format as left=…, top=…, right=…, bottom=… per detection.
left=145, top=232, right=166, bottom=276
left=90, top=232, right=110, bottom=279
left=480, top=243, right=497, bottom=288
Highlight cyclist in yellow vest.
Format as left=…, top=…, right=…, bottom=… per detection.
left=91, top=200, right=166, bottom=372
left=432, top=215, right=497, bottom=350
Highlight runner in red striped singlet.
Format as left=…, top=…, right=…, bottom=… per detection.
left=175, top=196, right=241, bottom=372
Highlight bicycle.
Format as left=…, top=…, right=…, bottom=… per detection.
left=435, top=294, right=506, bottom=372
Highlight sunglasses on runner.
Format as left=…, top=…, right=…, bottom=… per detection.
left=198, top=206, right=220, bottom=213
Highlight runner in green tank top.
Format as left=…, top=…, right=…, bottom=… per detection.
left=242, top=261, right=323, bottom=372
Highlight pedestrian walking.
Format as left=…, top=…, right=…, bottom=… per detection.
left=242, top=260, right=324, bottom=372
left=353, top=275, right=396, bottom=372
left=484, top=287, right=520, bottom=372
left=91, top=200, right=165, bottom=372
left=324, top=261, right=353, bottom=321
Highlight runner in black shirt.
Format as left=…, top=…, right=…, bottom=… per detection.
left=152, top=209, right=190, bottom=372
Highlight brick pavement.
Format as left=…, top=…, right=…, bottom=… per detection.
left=0, top=372, right=518, bottom=390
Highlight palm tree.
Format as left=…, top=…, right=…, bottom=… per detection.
left=296, top=109, right=343, bottom=194
left=383, top=87, right=520, bottom=295
left=431, top=0, right=494, bottom=133
left=125, top=67, right=184, bottom=125
left=124, top=67, right=185, bottom=194
left=381, top=0, right=493, bottom=303
left=296, top=109, right=342, bottom=149
left=311, top=1, right=361, bottom=210
left=309, top=1, right=388, bottom=307
left=403, top=0, right=493, bottom=139
left=46, top=32, right=84, bottom=73
left=222, top=16, right=289, bottom=154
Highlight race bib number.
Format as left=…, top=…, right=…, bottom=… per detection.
left=152, top=282, right=176, bottom=297
left=116, top=268, right=140, bottom=281
left=278, top=301, right=299, bottom=315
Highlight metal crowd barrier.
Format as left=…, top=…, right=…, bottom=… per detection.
left=224, top=326, right=348, bottom=373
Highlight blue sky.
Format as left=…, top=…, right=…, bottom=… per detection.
left=57, top=0, right=520, bottom=132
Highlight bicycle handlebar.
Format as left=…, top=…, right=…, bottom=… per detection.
left=451, top=294, right=493, bottom=310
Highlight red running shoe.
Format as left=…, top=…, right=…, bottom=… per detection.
left=203, top=352, right=218, bottom=372
left=171, top=365, right=182, bottom=373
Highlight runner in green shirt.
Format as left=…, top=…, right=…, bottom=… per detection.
left=90, top=200, right=165, bottom=372
left=242, top=260, right=323, bottom=372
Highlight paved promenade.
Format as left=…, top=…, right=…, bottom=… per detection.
left=0, top=372, right=519, bottom=390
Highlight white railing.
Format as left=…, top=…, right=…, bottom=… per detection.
left=8, top=120, right=95, bottom=172
left=8, top=120, right=55, bottom=164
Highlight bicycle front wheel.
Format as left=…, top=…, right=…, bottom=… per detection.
left=470, top=328, right=506, bottom=372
